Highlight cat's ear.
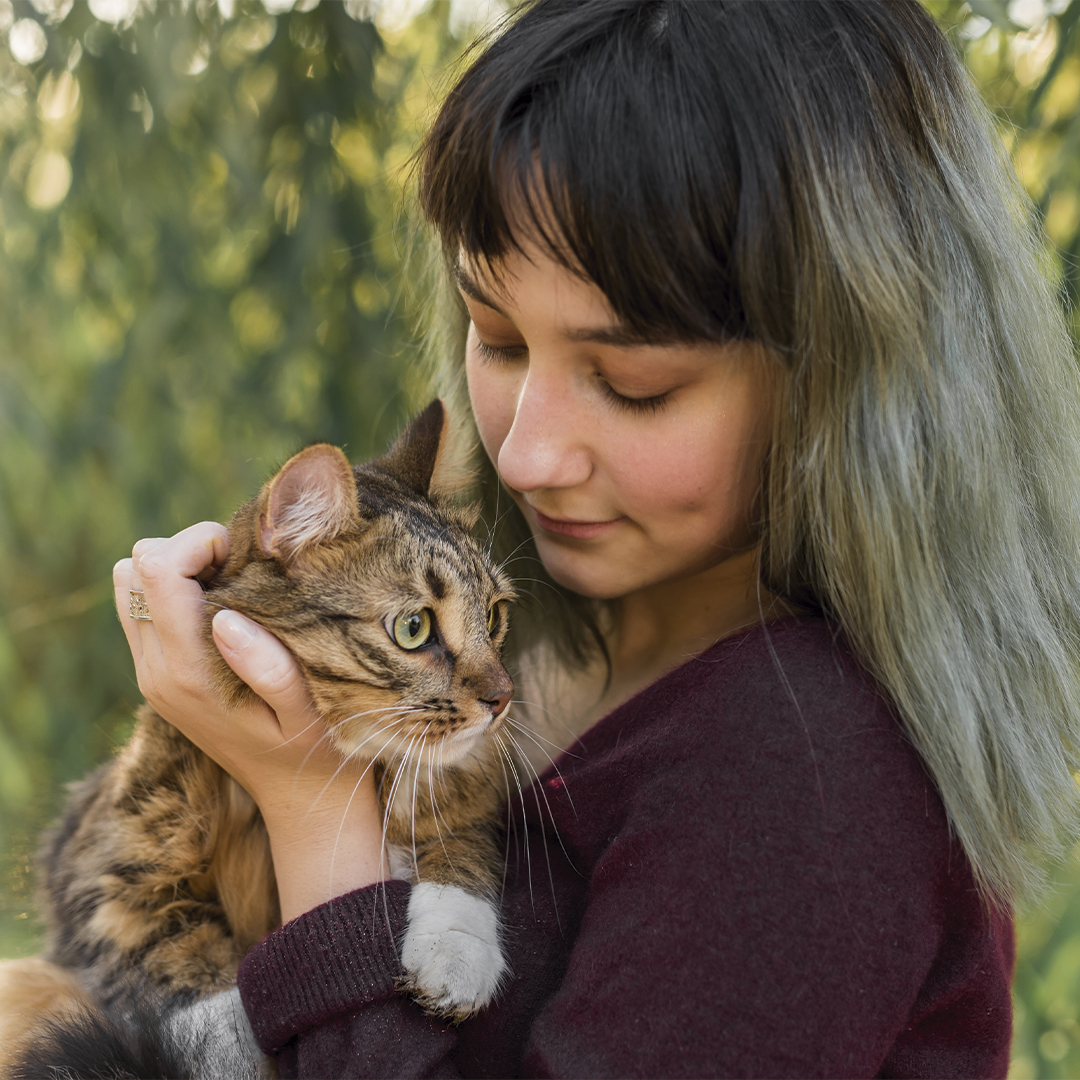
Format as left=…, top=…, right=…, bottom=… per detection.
left=257, top=444, right=360, bottom=561
left=377, top=399, right=462, bottom=498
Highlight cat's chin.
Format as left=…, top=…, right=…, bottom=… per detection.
left=329, top=718, right=496, bottom=769
left=437, top=717, right=505, bottom=766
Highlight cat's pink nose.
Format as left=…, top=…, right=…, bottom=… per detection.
left=482, top=674, right=514, bottom=718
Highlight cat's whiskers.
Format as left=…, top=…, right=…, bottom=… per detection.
left=500, top=726, right=577, bottom=892
left=332, top=704, right=427, bottom=751
left=497, top=728, right=570, bottom=928
left=409, top=722, right=436, bottom=879
left=301, top=716, right=411, bottom=815
left=495, top=531, right=537, bottom=568
left=486, top=475, right=501, bottom=559
left=483, top=468, right=510, bottom=561
left=489, top=742, right=515, bottom=904
left=505, top=708, right=583, bottom=769
left=424, top=746, right=457, bottom=885
left=327, top=746, right=396, bottom=902
left=251, top=710, right=329, bottom=756
left=337, top=704, right=427, bottom=725
left=304, top=703, right=422, bottom=769
left=485, top=502, right=522, bottom=565
left=379, top=724, right=427, bottom=884
left=326, top=711, right=432, bottom=891
left=496, top=571, right=562, bottom=600
left=493, top=731, right=536, bottom=917
left=289, top=722, right=345, bottom=785
left=502, top=716, right=580, bottom=837
left=324, top=721, right=434, bottom=898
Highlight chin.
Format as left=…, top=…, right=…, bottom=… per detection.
left=541, top=560, right=629, bottom=601
left=531, top=534, right=646, bottom=600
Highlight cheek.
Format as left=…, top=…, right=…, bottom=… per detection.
left=616, top=395, right=772, bottom=524
left=615, top=446, right=733, bottom=523
left=465, top=336, right=515, bottom=467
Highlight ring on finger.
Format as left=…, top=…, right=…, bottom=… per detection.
left=129, top=591, right=152, bottom=621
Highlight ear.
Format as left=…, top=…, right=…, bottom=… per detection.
left=257, top=444, right=360, bottom=562
left=377, top=399, right=454, bottom=497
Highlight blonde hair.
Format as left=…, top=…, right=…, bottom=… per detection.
left=414, top=0, right=1080, bottom=904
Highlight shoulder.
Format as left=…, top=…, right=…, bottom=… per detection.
left=665, top=614, right=888, bottom=731
left=589, top=615, right=912, bottom=789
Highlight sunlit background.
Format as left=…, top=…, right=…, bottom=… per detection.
left=0, top=0, right=1078, bottom=1075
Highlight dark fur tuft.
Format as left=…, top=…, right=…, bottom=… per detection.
left=10, top=1004, right=189, bottom=1080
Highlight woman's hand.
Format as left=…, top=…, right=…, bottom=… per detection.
left=113, top=522, right=387, bottom=923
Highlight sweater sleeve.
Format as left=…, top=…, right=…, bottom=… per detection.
left=237, top=879, right=460, bottom=1079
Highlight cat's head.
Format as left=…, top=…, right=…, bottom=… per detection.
left=205, top=401, right=515, bottom=768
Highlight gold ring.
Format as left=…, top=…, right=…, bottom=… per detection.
left=129, top=591, right=152, bottom=621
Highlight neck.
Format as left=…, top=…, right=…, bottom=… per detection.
left=611, top=548, right=768, bottom=672
left=592, top=546, right=795, bottom=721
left=514, top=545, right=800, bottom=767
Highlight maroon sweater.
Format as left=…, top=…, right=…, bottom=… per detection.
left=237, top=617, right=1014, bottom=1078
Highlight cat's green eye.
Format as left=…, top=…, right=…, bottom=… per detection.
left=392, top=609, right=433, bottom=650
left=487, top=605, right=499, bottom=637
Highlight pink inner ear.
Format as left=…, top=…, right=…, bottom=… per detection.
left=261, top=446, right=358, bottom=560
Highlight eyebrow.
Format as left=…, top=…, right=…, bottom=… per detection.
left=453, top=261, right=662, bottom=348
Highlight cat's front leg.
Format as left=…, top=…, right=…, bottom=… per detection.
left=167, top=987, right=276, bottom=1080
left=399, top=882, right=507, bottom=1022
left=383, top=752, right=510, bottom=1021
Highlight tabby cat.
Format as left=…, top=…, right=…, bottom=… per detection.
left=0, top=401, right=517, bottom=1078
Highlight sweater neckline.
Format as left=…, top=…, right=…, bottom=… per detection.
left=532, top=612, right=823, bottom=786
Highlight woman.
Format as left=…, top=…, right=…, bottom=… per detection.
left=115, top=1, right=1080, bottom=1075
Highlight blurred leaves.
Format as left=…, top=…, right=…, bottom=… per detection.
left=0, top=0, right=497, bottom=957
left=1, top=3, right=1080, bottom=1077
left=932, top=0, right=1080, bottom=334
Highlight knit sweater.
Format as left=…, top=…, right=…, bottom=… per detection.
left=237, top=617, right=1014, bottom=1078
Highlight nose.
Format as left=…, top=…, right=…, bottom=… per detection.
left=479, top=668, right=514, bottom=719
left=496, top=367, right=592, bottom=494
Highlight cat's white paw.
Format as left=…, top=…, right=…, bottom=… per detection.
left=400, top=882, right=507, bottom=1021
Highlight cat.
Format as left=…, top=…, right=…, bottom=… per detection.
left=0, top=400, right=518, bottom=1078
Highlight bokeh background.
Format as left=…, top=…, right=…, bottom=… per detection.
left=0, top=0, right=1078, bottom=1075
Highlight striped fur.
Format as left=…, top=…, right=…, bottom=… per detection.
left=5, top=401, right=517, bottom=1077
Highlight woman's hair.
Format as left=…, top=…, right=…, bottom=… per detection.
left=415, top=0, right=1080, bottom=905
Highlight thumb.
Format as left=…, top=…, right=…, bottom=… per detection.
left=212, top=609, right=317, bottom=738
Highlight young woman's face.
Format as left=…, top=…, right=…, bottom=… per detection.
left=460, top=245, right=778, bottom=601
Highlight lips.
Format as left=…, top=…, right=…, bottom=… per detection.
left=530, top=506, right=624, bottom=541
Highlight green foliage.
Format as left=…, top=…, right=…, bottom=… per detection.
left=1, top=3, right=1080, bottom=1076
left=0, top=0, right=475, bottom=957
left=931, top=0, right=1080, bottom=329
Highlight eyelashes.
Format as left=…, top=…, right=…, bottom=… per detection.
left=471, top=338, right=672, bottom=416
left=472, top=338, right=526, bottom=365
left=597, top=382, right=671, bottom=416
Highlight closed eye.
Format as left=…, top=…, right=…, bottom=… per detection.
left=473, top=338, right=527, bottom=365
left=597, top=376, right=672, bottom=416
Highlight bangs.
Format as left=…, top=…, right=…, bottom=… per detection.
left=418, top=0, right=751, bottom=343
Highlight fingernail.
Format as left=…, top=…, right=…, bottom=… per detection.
left=215, top=610, right=255, bottom=651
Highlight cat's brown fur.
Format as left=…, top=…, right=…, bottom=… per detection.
left=1, top=401, right=517, bottom=1075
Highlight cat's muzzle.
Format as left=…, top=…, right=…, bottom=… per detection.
left=129, top=591, right=152, bottom=621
